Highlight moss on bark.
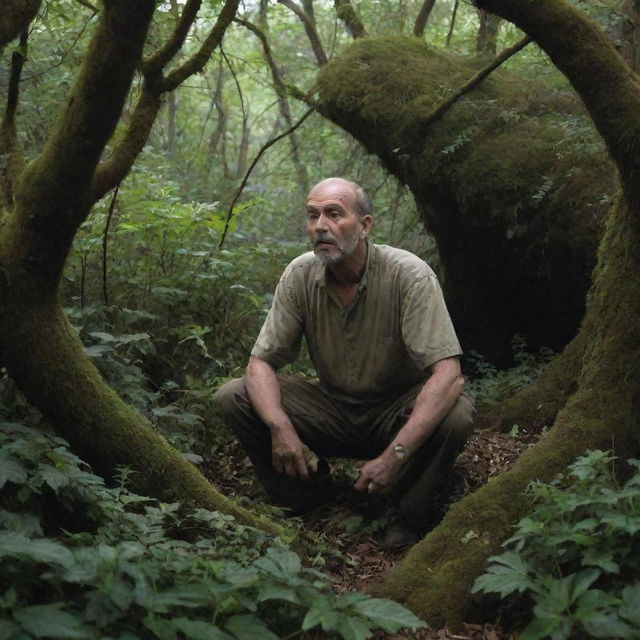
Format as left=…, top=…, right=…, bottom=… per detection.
left=316, top=37, right=613, bottom=360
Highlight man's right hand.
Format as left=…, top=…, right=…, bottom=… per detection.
left=271, top=427, right=318, bottom=480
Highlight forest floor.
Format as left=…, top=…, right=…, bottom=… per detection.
left=203, top=425, right=540, bottom=640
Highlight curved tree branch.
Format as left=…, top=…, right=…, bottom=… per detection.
left=277, top=0, right=328, bottom=65
left=8, top=0, right=156, bottom=285
left=218, top=107, right=315, bottom=248
left=474, top=0, right=640, bottom=204
left=143, top=0, right=201, bottom=77
left=334, top=0, right=368, bottom=39
left=90, top=0, right=240, bottom=203
left=162, top=0, right=240, bottom=92
left=236, top=19, right=310, bottom=193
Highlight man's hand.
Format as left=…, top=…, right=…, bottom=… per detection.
left=271, top=426, right=318, bottom=480
left=354, top=453, right=404, bottom=495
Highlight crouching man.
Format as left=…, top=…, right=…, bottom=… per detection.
left=215, top=177, right=475, bottom=548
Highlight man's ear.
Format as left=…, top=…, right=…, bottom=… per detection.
left=360, top=215, right=373, bottom=237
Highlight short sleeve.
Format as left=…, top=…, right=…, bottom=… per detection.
left=251, top=274, right=303, bottom=369
left=400, top=275, right=462, bottom=370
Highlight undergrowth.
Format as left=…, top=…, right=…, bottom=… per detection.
left=473, top=450, right=640, bottom=639
left=0, top=420, right=425, bottom=639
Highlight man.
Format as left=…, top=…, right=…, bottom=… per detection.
left=215, top=177, right=475, bottom=548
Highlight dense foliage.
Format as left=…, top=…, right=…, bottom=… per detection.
left=473, top=450, right=640, bottom=639
left=0, top=420, right=425, bottom=639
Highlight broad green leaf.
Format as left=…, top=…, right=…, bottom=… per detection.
left=224, top=614, right=280, bottom=640
left=339, top=615, right=374, bottom=640
left=581, top=610, right=637, bottom=639
left=520, top=615, right=562, bottom=640
left=38, top=463, right=71, bottom=491
left=142, top=615, right=177, bottom=640
left=351, top=597, right=426, bottom=632
left=0, top=531, right=73, bottom=567
left=0, top=456, right=28, bottom=489
left=172, top=617, right=232, bottom=640
left=14, top=604, right=93, bottom=638
left=619, top=583, right=640, bottom=625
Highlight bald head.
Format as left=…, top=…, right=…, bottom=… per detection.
left=308, top=177, right=373, bottom=219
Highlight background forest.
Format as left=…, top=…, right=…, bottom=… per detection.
left=1, top=0, right=639, bottom=639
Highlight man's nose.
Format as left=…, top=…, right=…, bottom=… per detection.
left=315, top=213, right=329, bottom=231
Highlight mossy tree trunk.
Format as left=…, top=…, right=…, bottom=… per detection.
left=316, top=37, right=613, bottom=361
left=373, top=0, right=640, bottom=627
left=0, top=0, right=282, bottom=537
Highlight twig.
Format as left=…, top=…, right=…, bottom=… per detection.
left=218, top=107, right=315, bottom=248
left=72, top=0, right=98, bottom=13
left=416, top=35, right=532, bottom=134
left=102, top=183, right=120, bottom=306
left=221, top=46, right=246, bottom=125
left=446, top=0, right=459, bottom=47
left=15, top=12, right=94, bottom=85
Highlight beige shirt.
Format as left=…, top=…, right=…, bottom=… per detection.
left=252, top=242, right=462, bottom=404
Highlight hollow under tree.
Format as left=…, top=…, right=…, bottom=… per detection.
left=362, top=0, right=640, bottom=627
left=0, top=0, right=283, bottom=538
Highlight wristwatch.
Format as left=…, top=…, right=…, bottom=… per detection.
left=392, top=443, right=407, bottom=461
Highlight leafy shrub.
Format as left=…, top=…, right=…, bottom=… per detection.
left=0, top=421, right=425, bottom=639
left=465, top=336, right=554, bottom=407
left=472, top=450, right=640, bottom=639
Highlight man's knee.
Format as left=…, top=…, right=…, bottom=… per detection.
left=440, top=393, right=476, bottom=440
left=213, top=377, right=248, bottom=418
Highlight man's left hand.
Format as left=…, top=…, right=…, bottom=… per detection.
left=354, top=453, right=404, bottom=495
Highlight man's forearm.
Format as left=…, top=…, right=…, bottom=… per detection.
left=244, top=355, right=294, bottom=433
left=387, top=357, right=464, bottom=460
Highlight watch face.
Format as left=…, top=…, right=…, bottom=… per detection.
left=393, top=444, right=406, bottom=458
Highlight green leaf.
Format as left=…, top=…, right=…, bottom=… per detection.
left=14, top=604, right=93, bottom=638
left=339, top=615, right=375, bottom=640
left=581, top=610, right=637, bottom=639
left=519, top=615, right=562, bottom=640
left=351, top=597, right=426, bottom=632
left=142, top=615, right=177, bottom=640
left=619, top=583, right=640, bottom=625
left=224, top=614, right=280, bottom=640
left=39, top=463, right=71, bottom=491
left=0, top=531, right=73, bottom=567
left=472, top=551, right=534, bottom=597
left=0, top=455, right=28, bottom=489
left=172, top=617, right=233, bottom=640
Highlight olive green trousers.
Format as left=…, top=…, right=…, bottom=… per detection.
left=214, top=375, right=475, bottom=529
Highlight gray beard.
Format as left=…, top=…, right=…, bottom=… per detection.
left=315, top=232, right=359, bottom=265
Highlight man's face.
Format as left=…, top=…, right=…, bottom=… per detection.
left=306, top=181, right=364, bottom=265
